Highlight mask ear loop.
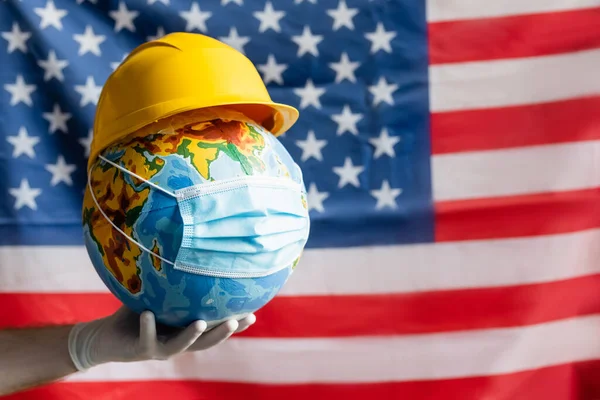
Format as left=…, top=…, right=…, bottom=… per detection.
left=97, top=155, right=175, bottom=198
left=86, top=156, right=176, bottom=267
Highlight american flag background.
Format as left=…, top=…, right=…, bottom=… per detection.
left=1, top=0, right=600, bottom=398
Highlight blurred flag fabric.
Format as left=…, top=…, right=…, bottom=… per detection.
left=2, top=0, right=600, bottom=399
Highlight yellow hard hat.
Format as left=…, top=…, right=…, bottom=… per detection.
left=89, top=32, right=299, bottom=168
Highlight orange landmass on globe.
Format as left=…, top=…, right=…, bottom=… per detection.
left=83, top=162, right=147, bottom=294
left=122, top=119, right=266, bottom=179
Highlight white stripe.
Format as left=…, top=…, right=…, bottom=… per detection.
left=67, top=315, right=600, bottom=383
left=427, top=0, right=600, bottom=22
left=430, top=49, right=600, bottom=112
left=432, top=140, right=600, bottom=201
left=2, top=229, right=599, bottom=294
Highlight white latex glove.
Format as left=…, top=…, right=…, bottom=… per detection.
left=67, top=306, right=256, bottom=371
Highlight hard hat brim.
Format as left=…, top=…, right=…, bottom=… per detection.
left=88, top=99, right=299, bottom=170
left=217, top=101, right=299, bottom=137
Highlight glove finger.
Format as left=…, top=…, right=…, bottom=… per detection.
left=234, top=314, right=256, bottom=333
left=163, top=320, right=208, bottom=356
left=139, top=311, right=158, bottom=352
left=187, top=319, right=239, bottom=352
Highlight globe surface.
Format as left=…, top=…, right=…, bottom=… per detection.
left=82, top=118, right=307, bottom=327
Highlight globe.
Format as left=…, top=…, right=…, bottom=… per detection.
left=82, top=114, right=308, bottom=328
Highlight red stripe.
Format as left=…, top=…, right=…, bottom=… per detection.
left=2, top=274, right=600, bottom=336
left=435, top=188, right=600, bottom=242
left=250, top=275, right=600, bottom=337
left=431, top=96, right=600, bottom=154
left=0, top=293, right=122, bottom=328
left=428, top=8, right=600, bottom=64
left=5, top=360, right=600, bottom=400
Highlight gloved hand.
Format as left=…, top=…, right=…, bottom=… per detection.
left=67, top=306, right=255, bottom=371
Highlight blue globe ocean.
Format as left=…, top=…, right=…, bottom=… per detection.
left=82, top=116, right=307, bottom=327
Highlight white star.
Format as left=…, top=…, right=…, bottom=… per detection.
left=222, top=0, right=243, bottom=4
left=42, top=103, right=71, bottom=134
left=37, top=50, right=69, bottom=82
left=1, top=22, right=31, bottom=53
left=73, top=25, right=106, bottom=56
left=331, top=105, right=362, bottom=135
left=4, top=75, right=36, bottom=107
left=147, top=26, right=166, bottom=42
left=219, top=27, right=250, bottom=54
left=369, top=76, right=398, bottom=106
left=109, top=1, right=139, bottom=32
left=34, top=0, right=68, bottom=30
left=79, top=129, right=93, bottom=157
left=6, top=127, right=40, bottom=158
left=291, top=25, right=323, bottom=57
left=329, top=52, right=360, bottom=83
left=45, top=156, right=77, bottom=186
left=254, top=1, right=285, bottom=33
left=180, top=3, right=212, bottom=32
left=369, top=128, right=400, bottom=158
left=370, top=180, right=402, bottom=209
left=365, top=22, right=396, bottom=54
left=295, top=0, right=316, bottom=4
left=333, top=157, right=364, bottom=188
left=148, top=0, right=169, bottom=4
left=307, top=183, right=329, bottom=213
left=326, top=0, right=358, bottom=31
left=293, top=79, right=325, bottom=109
left=110, top=53, right=128, bottom=70
left=9, top=179, right=42, bottom=210
left=74, top=76, right=102, bottom=107
left=295, top=130, right=327, bottom=162
left=257, top=54, right=287, bottom=85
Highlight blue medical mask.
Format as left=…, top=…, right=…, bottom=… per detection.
left=88, top=154, right=310, bottom=279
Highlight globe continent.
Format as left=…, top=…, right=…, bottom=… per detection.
left=82, top=118, right=306, bottom=327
